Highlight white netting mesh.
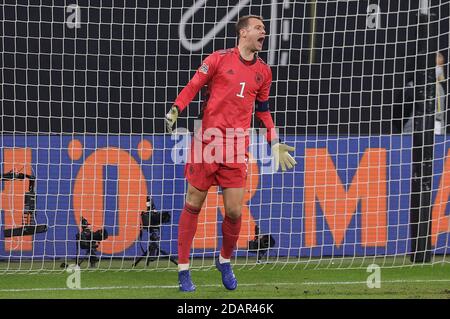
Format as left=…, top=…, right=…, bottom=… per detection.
left=0, top=0, right=449, bottom=272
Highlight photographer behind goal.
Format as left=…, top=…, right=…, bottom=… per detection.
left=133, top=196, right=175, bottom=267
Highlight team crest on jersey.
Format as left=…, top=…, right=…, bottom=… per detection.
left=199, top=63, right=209, bottom=74
left=255, top=72, right=263, bottom=84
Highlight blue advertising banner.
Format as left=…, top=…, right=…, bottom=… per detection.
left=0, top=135, right=449, bottom=259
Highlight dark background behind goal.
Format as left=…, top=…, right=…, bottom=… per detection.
left=1, top=0, right=449, bottom=135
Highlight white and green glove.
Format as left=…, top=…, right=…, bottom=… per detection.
left=271, top=142, right=297, bottom=172
left=165, top=105, right=179, bottom=134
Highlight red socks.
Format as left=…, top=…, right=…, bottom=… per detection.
left=178, top=203, right=242, bottom=264
left=220, top=215, right=242, bottom=259
left=177, top=203, right=201, bottom=264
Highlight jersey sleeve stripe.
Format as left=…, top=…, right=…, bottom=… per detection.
left=255, top=100, right=270, bottom=112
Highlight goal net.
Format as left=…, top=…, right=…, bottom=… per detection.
left=1, top=0, right=449, bottom=272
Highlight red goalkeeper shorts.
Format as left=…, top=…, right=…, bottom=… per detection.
left=184, top=140, right=249, bottom=191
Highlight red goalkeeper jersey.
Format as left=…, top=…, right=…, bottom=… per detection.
left=174, top=47, right=276, bottom=145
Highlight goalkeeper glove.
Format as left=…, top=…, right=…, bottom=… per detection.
left=165, top=105, right=179, bottom=134
left=271, top=142, right=297, bottom=172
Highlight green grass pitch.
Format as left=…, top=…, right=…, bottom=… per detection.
left=0, top=257, right=450, bottom=299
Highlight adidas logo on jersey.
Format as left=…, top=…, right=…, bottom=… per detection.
left=226, top=69, right=235, bottom=75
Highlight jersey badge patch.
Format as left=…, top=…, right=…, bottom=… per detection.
left=199, top=63, right=209, bottom=74
left=255, top=72, right=263, bottom=84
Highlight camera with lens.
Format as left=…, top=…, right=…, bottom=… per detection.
left=76, top=217, right=109, bottom=250
left=2, top=171, right=48, bottom=238
left=133, top=196, right=177, bottom=267
left=248, top=225, right=275, bottom=261
left=73, top=217, right=108, bottom=267
left=141, top=196, right=171, bottom=231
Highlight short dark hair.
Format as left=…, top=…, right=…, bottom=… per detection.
left=235, top=15, right=264, bottom=38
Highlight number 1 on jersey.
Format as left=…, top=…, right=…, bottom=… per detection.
left=236, top=82, right=246, bottom=98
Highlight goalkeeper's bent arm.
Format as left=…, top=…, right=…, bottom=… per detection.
left=255, top=100, right=297, bottom=172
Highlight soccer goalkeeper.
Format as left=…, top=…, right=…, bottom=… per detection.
left=166, top=15, right=296, bottom=292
